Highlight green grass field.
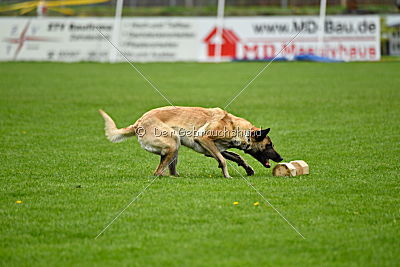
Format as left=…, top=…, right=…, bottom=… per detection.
left=1, top=61, right=399, bottom=266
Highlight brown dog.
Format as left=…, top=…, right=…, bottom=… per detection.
left=99, top=106, right=283, bottom=178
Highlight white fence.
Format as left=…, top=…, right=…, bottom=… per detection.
left=0, top=15, right=380, bottom=62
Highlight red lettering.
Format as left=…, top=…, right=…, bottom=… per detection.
left=330, top=49, right=336, bottom=58
left=361, top=47, right=367, bottom=58
left=339, top=45, right=347, bottom=57
left=262, top=45, right=275, bottom=58
left=243, top=45, right=258, bottom=59
left=350, top=47, right=356, bottom=59
left=369, top=47, right=376, bottom=58
left=282, top=44, right=295, bottom=55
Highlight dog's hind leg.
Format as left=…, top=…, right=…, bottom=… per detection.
left=221, top=151, right=254, bottom=176
left=136, top=120, right=180, bottom=176
left=154, top=147, right=178, bottom=176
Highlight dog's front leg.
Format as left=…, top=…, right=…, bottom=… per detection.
left=195, top=137, right=231, bottom=178
left=221, top=151, right=255, bottom=176
left=168, top=150, right=179, bottom=176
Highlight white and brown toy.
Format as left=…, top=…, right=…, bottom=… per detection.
left=272, top=160, right=309, bottom=177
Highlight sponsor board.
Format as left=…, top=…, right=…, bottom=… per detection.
left=0, top=17, right=199, bottom=62
left=119, top=18, right=200, bottom=61
left=200, top=16, right=380, bottom=61
left=386, top=15, right=400, bottom=56
left=0, top=18, right=112, bottom=61
left=0, top=16, right=380, bottom=62
left=386, top=14, right=400, bottom=27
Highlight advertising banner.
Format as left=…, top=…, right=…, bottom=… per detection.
left=0, top=16, right=380, bottom=62
left=386, top=15, right=400, bottom=56
left=198, top=16, right=380, bottom=61
left=0, top=18, right=112, bottom=61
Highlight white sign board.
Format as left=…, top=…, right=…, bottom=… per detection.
left=386, top=15, right=400, bottom=56
left=386, top=14, right=400, bottom=27
left=119, top=18, right=200, bottom=61
left=0, top=16, right=380, bottom=62
left=198, top=16, right=380, bottom=61
left=0, top=18, right=112, bottom=61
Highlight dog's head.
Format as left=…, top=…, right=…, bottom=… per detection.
left=245, top=128, right=283, bottom=168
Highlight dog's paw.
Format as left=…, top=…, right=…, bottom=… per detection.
left=245, top=167, right=255, bottom=176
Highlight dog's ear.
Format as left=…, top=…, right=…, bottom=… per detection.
left=252, top=128, right=270, bottom=141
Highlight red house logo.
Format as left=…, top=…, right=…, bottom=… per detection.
left=203, top=27, right=240, bottom=58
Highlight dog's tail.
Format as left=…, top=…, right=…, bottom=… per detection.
left=98, top=109, right=137, bottom=143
